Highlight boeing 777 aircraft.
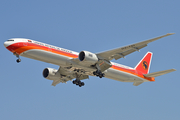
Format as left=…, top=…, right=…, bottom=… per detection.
left=4, top=33, right=176, bottom=87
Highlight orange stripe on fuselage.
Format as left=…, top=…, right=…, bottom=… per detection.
left=7, top=42, right=155, bottom=82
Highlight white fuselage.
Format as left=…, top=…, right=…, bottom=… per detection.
left=4, top=38, right=152, bottom=84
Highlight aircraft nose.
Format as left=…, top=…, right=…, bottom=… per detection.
left=4, top=41, right=11, bottom=47
left=4, top=41, right=8, bottom=47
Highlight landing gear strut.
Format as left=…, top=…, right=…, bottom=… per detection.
left=72, top=79, right=85, bottom=87
left=93, top=64, right=105, bottom=78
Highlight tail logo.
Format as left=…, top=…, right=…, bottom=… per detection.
left=142, top=61, right=148, bottom=70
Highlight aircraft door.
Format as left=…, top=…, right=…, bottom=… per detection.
left=23, top=42, right=27, bottom=46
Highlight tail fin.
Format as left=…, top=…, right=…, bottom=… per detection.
left=134, top=52, right=153, bottom=74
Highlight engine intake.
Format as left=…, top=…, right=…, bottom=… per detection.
left=43, top=68, right=61, bottom=80
left=79, top=51, right=98, bottom=65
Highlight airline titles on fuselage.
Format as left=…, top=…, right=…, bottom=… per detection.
left=33, top=41, right=74, bottom=54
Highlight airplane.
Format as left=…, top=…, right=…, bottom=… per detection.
left=4, top=33, right=176, bottom=87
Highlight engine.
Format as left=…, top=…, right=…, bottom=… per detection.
left=79, top=51, right=98, bottom=65
left=42, top=68, right=61, bottom=80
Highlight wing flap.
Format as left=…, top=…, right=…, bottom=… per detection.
left=144, top=69, right=176, bottom=77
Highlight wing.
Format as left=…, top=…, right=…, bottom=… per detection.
left=96, top=33, right=174, bottom=61
left=51, top=67, right=89, bottom=86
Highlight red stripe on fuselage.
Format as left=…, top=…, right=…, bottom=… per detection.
left=6, top=42, right=78, bottom=58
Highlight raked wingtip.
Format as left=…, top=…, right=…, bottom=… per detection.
left=167, top=33, right=175, bottom=35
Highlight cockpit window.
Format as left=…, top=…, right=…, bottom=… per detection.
left=28, top=40, right=32, bottom=42
left=7, top=40, right=14, bottom=41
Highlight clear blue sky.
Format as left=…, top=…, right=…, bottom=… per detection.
left=1, top=0, right=179, bottom=120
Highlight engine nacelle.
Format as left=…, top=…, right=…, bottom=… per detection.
left=79, top=51, right=98, bottom=65
left=42, top=68, right=61, bottom=80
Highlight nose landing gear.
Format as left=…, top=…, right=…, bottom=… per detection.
left=13, top=52, right=21, bottom=63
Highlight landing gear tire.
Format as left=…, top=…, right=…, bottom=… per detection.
left=99, top=75, right=103, bottom=78
left=16, top=59, right=21, bottom=63
left=93, top=71, right=97, bottom=76
left=14, top=53, right=21, bottom=63
left=79, top=82, right=85, bottom=87
left=81, top=82, right=85, bottom=86
left=72, top=80, right=76, bottom=84
left=72, top=80, right=85, bottom=87
left=93, top=70, right=105, bottom=78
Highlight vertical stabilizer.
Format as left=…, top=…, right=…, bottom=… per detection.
left=134, top=52, right=153, bottom=74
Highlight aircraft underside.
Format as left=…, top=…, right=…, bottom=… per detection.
left=20, top=49, right=147, bottom=86
left=4, top=33, right=176, bottom=87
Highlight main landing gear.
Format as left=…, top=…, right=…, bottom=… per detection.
left=72, top=73, right=85, bottom=87
left=93, top=70, right=105, bottom=78
left=72, top=79, right=85, bottom=87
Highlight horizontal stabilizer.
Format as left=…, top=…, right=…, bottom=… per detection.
left=133, top=81, right=144, bottom=86
left=144, top=69, right=176, bottom=77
